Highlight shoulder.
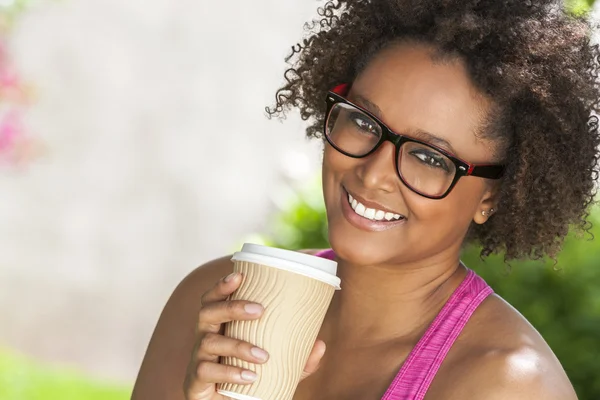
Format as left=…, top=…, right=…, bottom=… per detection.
left=468, top=347, right=578, bottom=399
left=430, top=294, right=577, bottom=399
left=452, top=341, right=578, bottom=399
left=132, top=254, right=234, bottom=399
left=132, top=248, right=323, bottom=399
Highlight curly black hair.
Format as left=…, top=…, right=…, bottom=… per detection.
left=266, top=0, right=600, bottom=261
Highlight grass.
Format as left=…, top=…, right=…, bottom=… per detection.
left=0, top=347, right=131, bottom=400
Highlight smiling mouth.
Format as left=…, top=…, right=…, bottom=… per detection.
left=346, top=192, right=406, bottom=222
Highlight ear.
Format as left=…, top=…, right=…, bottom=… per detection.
left=473, top=180, right=500, bottom=225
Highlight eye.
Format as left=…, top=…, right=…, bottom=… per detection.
left=350, top=112, right=380, bottom=136
left=410, top=150, right=450, bottom=172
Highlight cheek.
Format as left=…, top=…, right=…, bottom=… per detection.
left=405, top=182, right=482, bottom=229
left=322, top=147, right=341, bottom=210
left=401, top=196, right=473, bottom=253
left=323, top=144, right=355, bottom=172
left=322, top=146, right=356, bottom=191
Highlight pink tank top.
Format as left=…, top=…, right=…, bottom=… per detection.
left=315, top=249, right=493, bottom=400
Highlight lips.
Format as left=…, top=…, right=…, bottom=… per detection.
left=344, top=188, right=405, bottom=219
left=339, top=187, right=407, bottom=232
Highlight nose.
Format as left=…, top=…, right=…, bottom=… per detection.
left=355, top=140, right=398, bottom=192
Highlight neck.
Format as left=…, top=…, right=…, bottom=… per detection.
left=321, top=253, right=467, bottom=348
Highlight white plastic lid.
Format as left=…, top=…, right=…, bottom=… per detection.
left=217, top=389, right=262, bottom=400
left=231, top=243, right=341, bottom=289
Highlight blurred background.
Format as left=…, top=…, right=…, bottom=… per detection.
left=0, top=0, right=598, bottom=399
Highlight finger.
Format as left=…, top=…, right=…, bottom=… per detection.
left=200, top=272, right=243, bottom=306
left=197, top=300, right=264, bottom=333
left=198, top=333, right=269, bottom=364
left=185, top=361, right=258, bottom=396
left=300, top=339, right=326, bottom=381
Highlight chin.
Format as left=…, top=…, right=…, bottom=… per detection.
left=327, top=219, right=397, bottom=266
left=324, top=195, right=398, bottom=266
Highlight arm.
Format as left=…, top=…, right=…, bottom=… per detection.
left=468, top=347, right=578, bottom=400
left=132, top=256, right=233, bottom=400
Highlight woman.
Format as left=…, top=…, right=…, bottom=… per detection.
left=133, top=1, right=599, bottom=399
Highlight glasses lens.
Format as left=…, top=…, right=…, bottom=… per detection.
left=399, top=141, right=457, bottom=197
left=326, top=103, right=382, bottom=156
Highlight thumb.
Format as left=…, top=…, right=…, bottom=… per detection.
left=300, top=339, right=326, bottom=381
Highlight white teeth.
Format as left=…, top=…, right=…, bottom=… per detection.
left=347, top=193, right=404, bottom=221
left=355, top=203, right=366, bottom=216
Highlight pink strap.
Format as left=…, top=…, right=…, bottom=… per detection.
left=313, top=249, right=493, bottom=400
left=314, top=248, right=336, bottom=260
left=381, top=270, right=493, bottom=400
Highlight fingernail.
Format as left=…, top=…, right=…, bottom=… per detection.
left=244, top=304, right=263, bottom=315
left=251, top=347, right=269, bottom=362
left=224, top=272, right=238, bottom=283
left=241, top=370, right=258, bottom=382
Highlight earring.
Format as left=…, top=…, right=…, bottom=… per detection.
left=482, top=208, right=496, bottom=217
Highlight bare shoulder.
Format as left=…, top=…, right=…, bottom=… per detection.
left=429, top=294, right=578, bottom=400
left=132, top=255, right=234, bottom=400
left=132, top=248, right=322, bottom=400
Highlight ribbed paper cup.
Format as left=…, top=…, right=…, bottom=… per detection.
left=216, top=244, right=340, bottom=400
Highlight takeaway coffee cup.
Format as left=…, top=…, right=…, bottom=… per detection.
left=217, top=243, right=341, bottom=400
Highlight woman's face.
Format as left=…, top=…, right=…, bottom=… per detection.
left=323, top=43, right=501, bottom=267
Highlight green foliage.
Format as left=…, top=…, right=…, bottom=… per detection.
left=566, top=0, right=596, bottom=16
left=254, top=178, right=600, bottom=400
left=0, top=348, right=131, bottom=400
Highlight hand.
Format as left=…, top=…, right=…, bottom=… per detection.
left=183, top=272, right=327, bottom=400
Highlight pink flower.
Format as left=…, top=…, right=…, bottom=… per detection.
left=0, top=110, right=22, bottom=152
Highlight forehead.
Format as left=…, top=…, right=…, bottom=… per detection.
left=351, top=43, right=496, bottom=162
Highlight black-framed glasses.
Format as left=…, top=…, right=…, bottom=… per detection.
left=324, top=83, right=505, bottom=199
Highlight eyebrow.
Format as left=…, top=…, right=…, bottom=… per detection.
left=411, top=129, right=457, bottom=155
left=352, top=93, right=458, bottom=155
